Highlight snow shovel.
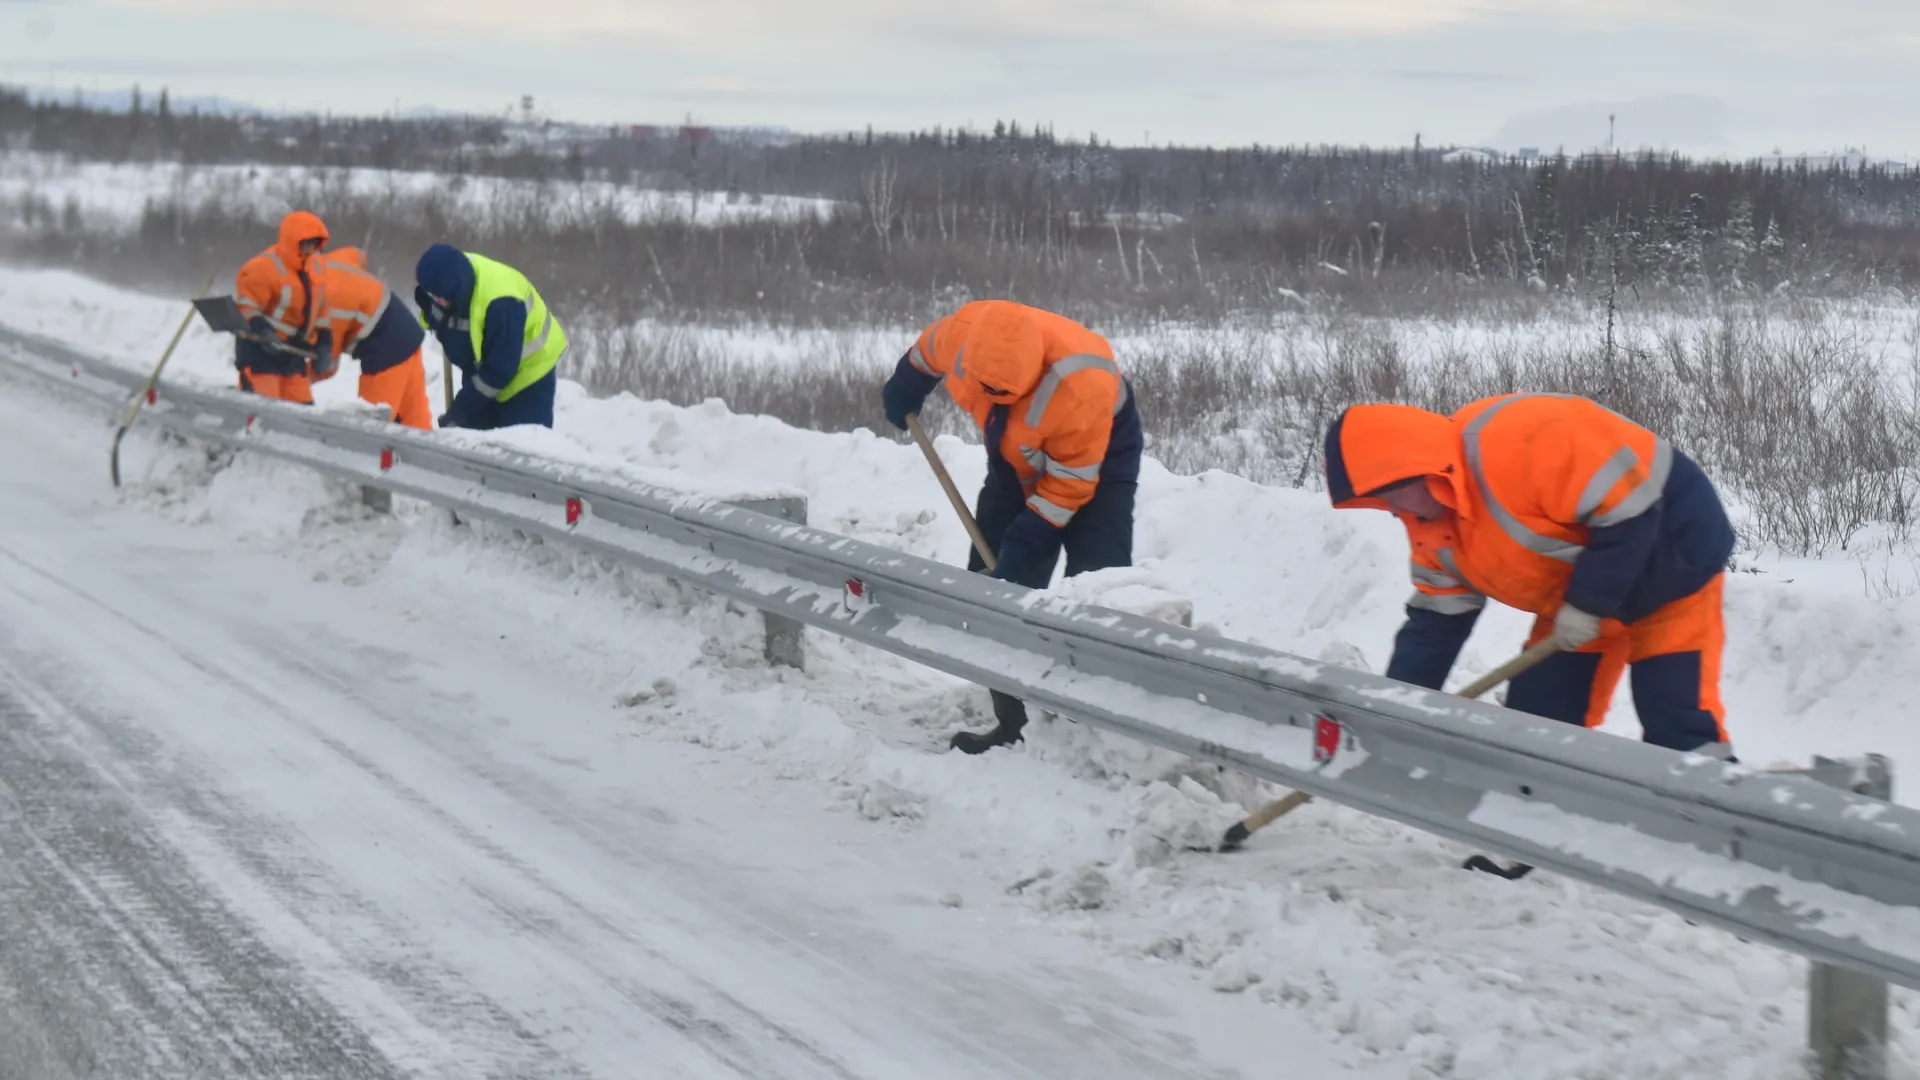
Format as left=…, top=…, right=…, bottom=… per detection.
left=189, top=295, right=316, bottom=360
left=1216, top=637, right=1563, bottom=852
left=111, top=272, right=217, bottom=487
left=907, top=411, right=997, bottom=573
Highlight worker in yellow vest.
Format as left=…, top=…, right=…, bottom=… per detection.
left=413, top=244, right=567, bottom=429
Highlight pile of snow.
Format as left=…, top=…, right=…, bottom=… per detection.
left=5, top=264, right=1920, bottom=1077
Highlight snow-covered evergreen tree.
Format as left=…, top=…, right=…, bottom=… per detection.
left=1720, top=196, right=1756, bottom=289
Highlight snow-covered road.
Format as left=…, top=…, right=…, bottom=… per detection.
left=0, top=388, right=1332, bottom=1078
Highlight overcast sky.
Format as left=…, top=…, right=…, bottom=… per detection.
left=3, top=0, right=1915, bottom=158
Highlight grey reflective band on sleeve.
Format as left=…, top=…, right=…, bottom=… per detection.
left=1027, top=494, right=1075, bottom=526
left=910, top=342, right=936, bottom=374
left=1461, top=394, right=1585, bottom=564
left=1408, top=590, right=1487, bottom=615
left=1021, top=444, right=1102, bottom=483
left=1590, top=439, right=1673, bottom=527
left=520, top=312, right=552, bottom=360
left=1025, top=354, right=1121, bottom=427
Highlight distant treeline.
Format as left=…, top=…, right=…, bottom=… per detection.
left=4, top=84, right=1919, bottom=321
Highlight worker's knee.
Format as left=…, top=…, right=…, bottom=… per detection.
left=1504, top=650, right=1607, bottom=726
left=1062, top=482, right=1136, bottom=576
left=1629, top=651, right=1726, bottom=752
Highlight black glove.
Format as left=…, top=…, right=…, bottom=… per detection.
left=882, top=354, right=937, bottom=432
left=309, top=343, right=338, bottom=380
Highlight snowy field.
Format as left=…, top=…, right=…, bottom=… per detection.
left=0, top=151, right=845, bottom=231
left=2, top=264, right=1919, bottom=1077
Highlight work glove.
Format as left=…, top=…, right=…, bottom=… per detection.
left=881, top=375, right=919, bottom=432
left=1547, top=603, right=1604, bottom=651
left=882, top=353, right=938, bottom=432
left=309, top=344, right=338, bottom=381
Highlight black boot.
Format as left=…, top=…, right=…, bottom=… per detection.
left=949, top=691, right=1030, bottom=755
left=1462, top=854, right=1535, bottom=880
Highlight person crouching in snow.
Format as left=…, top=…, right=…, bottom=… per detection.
left=413, top=244, right=567, bottom=430
left=881, top=300, right=1144, bottom=755
left=1323, top=393, right=1737, bottom=759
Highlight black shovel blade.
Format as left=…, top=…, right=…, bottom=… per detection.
left=192, top=295, right=250, bottom=335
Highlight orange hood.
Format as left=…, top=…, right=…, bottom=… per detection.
left=960, top=300, right=1045, bottom=401
left=1324, top=403, right=1466, bottom=512
left=275, top=210, right=329, bottom=270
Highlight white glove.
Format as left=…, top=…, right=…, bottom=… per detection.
left=1548, top=604, right=1603, bottom=650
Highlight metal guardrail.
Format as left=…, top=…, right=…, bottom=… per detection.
left=6, top=327, right=1920, bottom=1005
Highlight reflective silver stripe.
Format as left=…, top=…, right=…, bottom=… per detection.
left=235, top=297, right=263, bottom=315
left=269, top=284, right=294, bottom=324
left=925, top=317, right=952, bottom=374
left=1113, top=376, right=1131, bottom=416
left=1412, top=547, right=1485, bottom=612
left=1410, top=561, right=1461, bottom=589
left=472, top=376, right=502, bottom=400
left=1020, top=444, right=1103, bottom=483
left=1408, top=589, right=1486, bottom=615
left=1575, top=446, right=1641, bottom=522
left=448, top=316, right=470, bottom=332
left=1461, top=394, right=1585, bottom=564
left=1013, top=443, right=1105, bottom=480
left=259, top=314, right=298, bottom=335
left=1025, top=353, right=1120, bottom=428
left=521, top=311, right=553, bottom=360
left=364, top=286, right=392, bottom=331
left=1591, top=439, right=1673, bottom=527
left=267, top=252, right=288, bottom=276
left=952, top=345, right=967, bottom=382
left=910, top=342, right=937, bottom=375
left=1046, top=459, right=1102, bottom=482
left=1027, top=494, right=1075, bottom=526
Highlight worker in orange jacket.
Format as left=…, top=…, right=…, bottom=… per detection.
left=232, top=210, right=336, bottom=402
left=314, top=246, right=433, bottom=429
left=1324, top=393, right=1737, bottom=760
left=882, top=300, right=1144, bottom=754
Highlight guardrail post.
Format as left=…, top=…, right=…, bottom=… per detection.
left=726, top=495, right=807, bottom=670
left=1802, top=753, right=1892, bottom=1080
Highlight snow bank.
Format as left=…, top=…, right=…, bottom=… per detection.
left=7, top=263, right=1920, bottom=1077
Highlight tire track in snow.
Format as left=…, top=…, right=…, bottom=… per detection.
left=0, top=538, right=875, bottom=1080
left=0, top=664, right=404, bottom=1080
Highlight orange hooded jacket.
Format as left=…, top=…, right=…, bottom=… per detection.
left=314, top=245, right=424, bottom=376
left=1325, top=393, right=1708, bottom=621
left=907, top=300, right=1133, bottom=529
left=233, top=211, right=333, bottom=377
